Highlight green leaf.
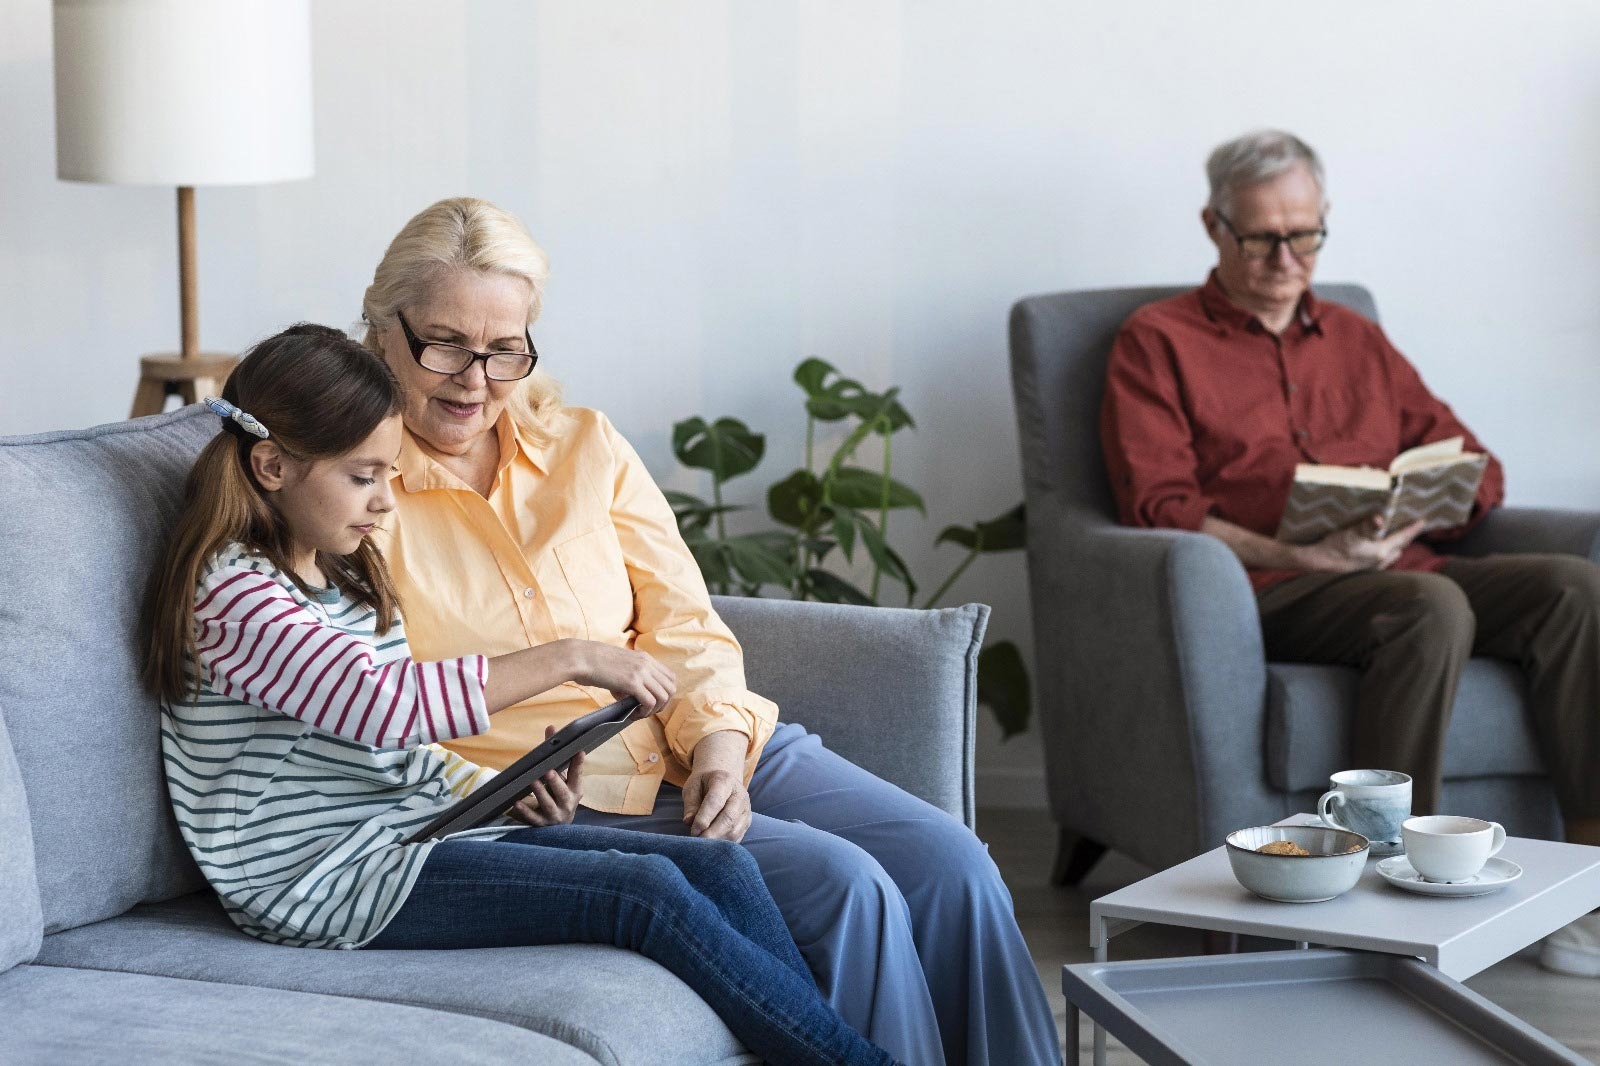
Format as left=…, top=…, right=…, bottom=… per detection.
left=856, top=518, right=917, bottom=602
left=832, top=512, right=858, bottom=562
left=722, top=532, right=798, bottom=589
left=804, top=568, right=876, bottom=606
left=664, top=490, right=740, bottom=534
left=685, top=537, right=731, bottom=589
left=827, top=466, right=924, bottom=512
left=793, top=357, right=837, bottom=396
left=671, top=417, right=765, bottom=482
left=936, top=503, right=1026, bottom=553
left=768, top=469, right=827, bottom=529
left=977, top=640, right=1032, bottom=739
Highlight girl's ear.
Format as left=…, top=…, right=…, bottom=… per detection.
left=249, top=441, right=289, bottom=492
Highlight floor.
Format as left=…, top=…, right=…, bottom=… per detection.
left=981, top=807, right=1600, bottom=1065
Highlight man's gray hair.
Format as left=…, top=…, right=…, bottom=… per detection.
left=1205, top=129, right=1325, bottom=215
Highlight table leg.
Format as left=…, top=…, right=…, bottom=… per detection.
left=1094, top=917, right=1107, bottom=1066
left=1066, top=1001, right=1081, bottom=1066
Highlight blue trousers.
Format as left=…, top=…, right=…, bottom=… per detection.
left=366, top=825, right=893, bottom=1066
left=577, top=723, right=1061, bottom=1066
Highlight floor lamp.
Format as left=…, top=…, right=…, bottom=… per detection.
left=52, top=0, right=315, bottom=417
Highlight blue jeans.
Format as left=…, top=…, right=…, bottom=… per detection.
left=577, top=724, right=1061, bottom=1066
left=365, top=825, right=894, bottom=1066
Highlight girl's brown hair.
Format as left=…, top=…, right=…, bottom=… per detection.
left=144, top=323, right=404, bottom=704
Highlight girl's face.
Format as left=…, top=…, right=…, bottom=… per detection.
left=253, top=415, right=403, bottom=573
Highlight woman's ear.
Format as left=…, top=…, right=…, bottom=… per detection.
left=249, top=441, right=289, bottom=492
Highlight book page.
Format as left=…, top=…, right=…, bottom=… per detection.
left=1291, top=463, right=1392, bottom=491
left=1389, top=436, right=1466, bottom=475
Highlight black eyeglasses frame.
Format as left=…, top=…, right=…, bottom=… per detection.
left=1213, top=210, right=1328, bottom=260
left=396, top=312, right=538, bottom=381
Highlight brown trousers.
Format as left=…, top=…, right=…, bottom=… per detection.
left=1257, top=554, right=1600, bottom=818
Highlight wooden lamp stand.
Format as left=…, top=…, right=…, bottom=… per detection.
left=130, top=187, right=239, bottom=418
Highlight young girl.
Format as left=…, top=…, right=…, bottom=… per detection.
left=144, top=323, right=895, bottom=1066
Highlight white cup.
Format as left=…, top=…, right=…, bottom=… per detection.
left=1402, top=815, right=1506, bottom=883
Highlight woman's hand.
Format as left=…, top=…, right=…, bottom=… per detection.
left=509, top=725, right=585, bottom=827
left=567, top=641, right=678, bottom=714
left=682, top=730, right=753, bottom=842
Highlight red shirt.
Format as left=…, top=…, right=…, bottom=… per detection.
left=1099, top=272, right=1505, bottom=592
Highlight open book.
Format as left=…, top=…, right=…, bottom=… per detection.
left=1275, top=437, right=1488, bottom=544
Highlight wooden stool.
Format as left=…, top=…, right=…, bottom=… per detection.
left=130, top=353, right=239, bottom=418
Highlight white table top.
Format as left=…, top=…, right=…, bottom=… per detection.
left=1089, top=816, right=1600, bottom=979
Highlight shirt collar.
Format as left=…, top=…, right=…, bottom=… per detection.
left=1197, top=269, right=1324, bottom=337
left=395, top=410, right=547, bottom=494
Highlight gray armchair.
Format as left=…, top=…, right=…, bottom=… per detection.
left=1008, top=284, right=1594, bottom=880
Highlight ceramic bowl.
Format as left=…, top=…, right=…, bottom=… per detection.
left=1225, top=825, right=1370, bottom=903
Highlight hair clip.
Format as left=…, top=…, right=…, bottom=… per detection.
left=203, top=396, right=271, bottom=440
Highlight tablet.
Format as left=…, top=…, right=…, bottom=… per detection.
left=405, top=696, right=645, bottom=845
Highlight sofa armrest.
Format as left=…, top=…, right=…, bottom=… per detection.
left=1024, top=495, right=1279, bottom=869
left=710, top=596, right=985, bottom=827
left=1445, top=506, right=1600, bottom=563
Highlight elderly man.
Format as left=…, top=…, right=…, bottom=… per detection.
left=1098, top=128, right=1600, bottom=975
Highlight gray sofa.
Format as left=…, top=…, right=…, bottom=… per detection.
left=1009, top=283, right=1592, bottom=879
left=0, top=405, right=985, bottom=1065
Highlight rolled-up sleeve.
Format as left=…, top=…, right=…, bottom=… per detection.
left=599, top=416, right=779, bottom=780
left=1100, top=322, right=1216, bottom=531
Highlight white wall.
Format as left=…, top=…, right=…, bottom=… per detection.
left=5, top=1, right=1600, bottom=807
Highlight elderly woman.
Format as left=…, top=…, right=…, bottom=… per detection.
left=363, top=197, right=1058, bottom=1066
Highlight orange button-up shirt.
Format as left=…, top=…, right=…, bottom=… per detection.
left=384, top=407, right=779, bottom=814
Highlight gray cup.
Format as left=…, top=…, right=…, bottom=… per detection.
left=1317, top=769, right=1412, bottom=851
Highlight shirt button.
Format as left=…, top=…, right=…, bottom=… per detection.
left=647, top=753, right=660, bottom=764
left=523, top=587, right=536, bottom=598
left=1296, top=429, right=1310, bottom=439
left=1286, top=383, right=1299, bottom=394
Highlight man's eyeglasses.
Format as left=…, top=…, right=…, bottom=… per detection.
left=1214, top=210, right=1327, bottom=260
left=397, top=312, right=538, bottom=381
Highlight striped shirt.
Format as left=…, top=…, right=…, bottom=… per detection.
left=161, top=543, right=498, bottom=949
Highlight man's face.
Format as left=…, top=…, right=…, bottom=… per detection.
left=1205, top=162, right=1326, bottom=312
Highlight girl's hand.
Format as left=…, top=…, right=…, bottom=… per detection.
left=509, top=726, right=584, bottom=826
left=567, top=641, right=677, bottom=714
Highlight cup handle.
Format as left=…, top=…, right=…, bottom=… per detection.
left=1487, top=821, right=1506, bottom=857
left=1317, top=790, right=1347, bottom=831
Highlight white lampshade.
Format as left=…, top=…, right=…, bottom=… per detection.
left=53, top=0, right=314, bottom=186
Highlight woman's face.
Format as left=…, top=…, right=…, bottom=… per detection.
left=379, top=269, right=534, bottom=457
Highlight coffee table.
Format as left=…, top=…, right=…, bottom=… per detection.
left=1075, top=815, right=1600, bottom=1066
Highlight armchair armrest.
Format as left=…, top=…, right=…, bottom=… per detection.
left=710, top=596, right=985, bottom=827
left=1024, top=494, right=1279, bottom=869
left=1445, top=506, right=1600, bottom=563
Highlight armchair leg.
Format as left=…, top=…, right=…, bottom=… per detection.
left=1051, top=827, right=1108, bottom=886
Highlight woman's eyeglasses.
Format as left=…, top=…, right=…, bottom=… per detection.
left=397, top=312, right=538, bottom=381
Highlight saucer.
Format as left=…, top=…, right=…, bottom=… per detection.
left=1367, top=838, right=1404, bottom=858
left=1376, top=855, right=1523, bottom=897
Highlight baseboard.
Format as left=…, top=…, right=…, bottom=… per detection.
left=974, top=766, right=1048, bottom=809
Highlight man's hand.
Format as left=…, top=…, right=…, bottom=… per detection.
left=1293, top=515, right=1426, bottom=573
left=508, top=725, right=585, bottom=827
left=681, top=730, right=752, bottom=842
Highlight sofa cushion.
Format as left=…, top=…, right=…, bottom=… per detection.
left=0, top=707, right=42, bottom=972
left=0, top=964, right=599, bottom=1064
left=0, top=408, right=217, bottom=932
left=37, top=892, right=759, bottom=1066
left=713, top=596, right=985, bottom=825
left=1267, top=658, right=1545, bottom=793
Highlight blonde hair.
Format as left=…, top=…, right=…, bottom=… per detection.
left=362, top=197, right=564, bottom=443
